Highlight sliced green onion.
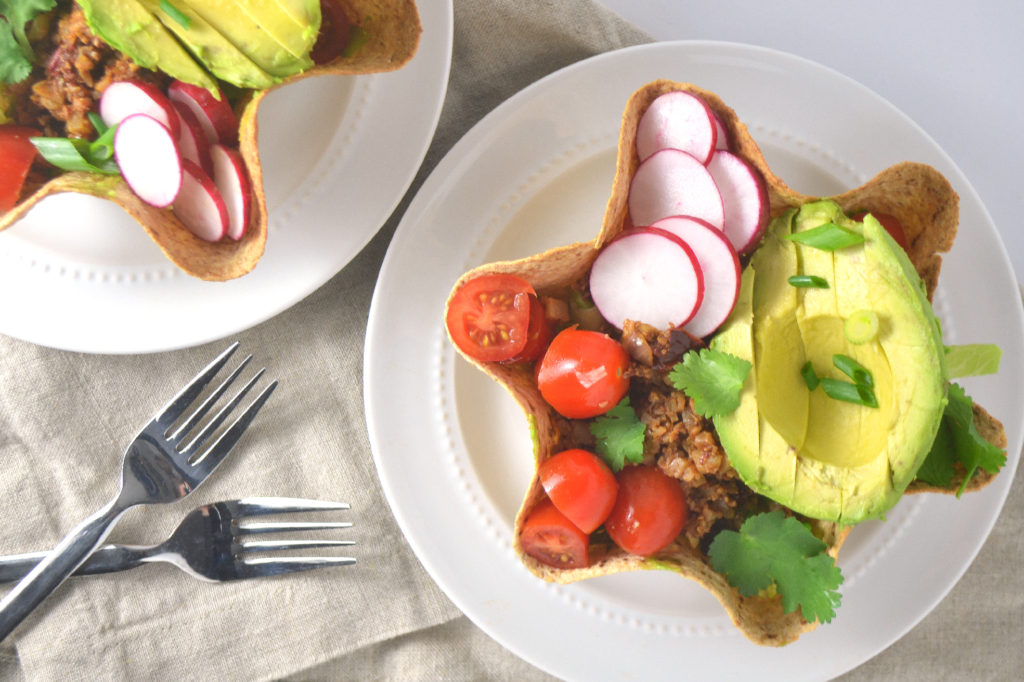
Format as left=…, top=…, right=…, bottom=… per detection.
left=833, top=354, right=873, bottom=388
left=786, top=222, right=865, bottom=251
left=30, top=137, right=120, bottom=175
left=945, top=343, right=1002, bottom=378
left=800, top=361, right=820, bottom=390
left=820, top=378, right=878, bottom=408
left=844, top=310, right=879, bottom=344
left=87, top=112, right=108, bottom=135
left=160, top=0, right=191, bottom=29
left=89, top=122, right=119, bottom=161
left=788, top=274, right=829, bottom=288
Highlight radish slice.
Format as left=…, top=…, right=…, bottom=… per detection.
left=173, top=160, right=228, bottom=242
left=712, top=113, right=729, bottom=150
left=589, top=228, right=704, bottom=330
left=628, top=149, right=725, bottom=230
left=171, top=102, right=213, bottom=177
left=636, top=91, right=717, bottom=164
left=168, top=80, right=238, bottom=145
left=210, top=144, right=252, bottom=240
left=113, top=114, right=182, bottom=208
left=652, top=216, right=741, bottom=338
left=706, top=150, right=769, bottom=254
left=100, top=81, right=180, bottom=139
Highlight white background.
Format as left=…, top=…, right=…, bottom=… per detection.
left=596, top=0, right=1024, bottom=283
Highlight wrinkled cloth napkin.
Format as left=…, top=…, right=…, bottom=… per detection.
left=1, top=1, right=1021, bottom=680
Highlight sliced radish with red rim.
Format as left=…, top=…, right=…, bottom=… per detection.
left=628, top=149, right=725, bottom=231
left=706, top=150, right=769, bottom=254
left=589, top=227, right=704, bottom=330
left=652, top=216, right=741, bottom=338
left=113, top=114, right=182, bottom=208
left=168, top=80, right=239, bottom=146
left=712, top=113, right=729, bottom=150
left=173, top=160, right=228, bottom=242
left=100, top=81, right=180, bottom=138
left=171, top=101, right=214, bottom=177
left=210, top=144, right=252, bottom=240
left=635, top=91, right=717, bottom=164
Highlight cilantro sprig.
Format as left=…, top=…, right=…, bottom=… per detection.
left=0, top=1, right=56, bottom=84
left=589, top=397, right=645, bottom=472
left=667, top=348, right=751, bottom=418
left=708, top=511, right=844, bottom=624
left=916, top=382, right=1006, bottom=495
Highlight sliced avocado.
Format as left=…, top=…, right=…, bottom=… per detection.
left=179, top=0, right=316, bottom=77
left=138, top=0, right=277, bottom=89
left=711, top=200, right=947, bottom=525
left=77, top=0, right=217, bottom=93
left=239, top=0, right=321, bottom=60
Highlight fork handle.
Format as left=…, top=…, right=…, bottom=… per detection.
left=0, top=544, right=150, bottom=583
left=0, top=497, right=126, bottom=641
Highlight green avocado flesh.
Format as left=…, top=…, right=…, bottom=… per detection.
left=80, top=0, right=321, bottom=90
left=711, top=200, right=948, bottom=525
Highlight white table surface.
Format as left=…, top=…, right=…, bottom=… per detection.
left=597, top=0, right=1024, bottom=283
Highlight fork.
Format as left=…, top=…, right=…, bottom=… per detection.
left=0, top=342, right=276, bottom=641
left=0, top=498, right=355, bottom=583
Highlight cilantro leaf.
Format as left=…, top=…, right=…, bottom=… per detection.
left=589, top=397, right=645, bottom=472
left=668, top=348, right=751, bottom=418
left=914, top=419, right=957, bottom=487
left=708, top=511, right=844, bottom=624
left=945, top=382, right=1006, bottom=495
left=0, top=0, right=56, bottom=84
left=0, top=17, right=32, bottom=83
left=917, top=382, right=1006, bottom=495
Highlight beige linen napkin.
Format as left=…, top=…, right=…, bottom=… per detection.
left=0, top=1, right=1021, bottom=681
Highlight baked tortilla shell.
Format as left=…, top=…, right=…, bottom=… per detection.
left=446, top=80, right=1006, bottom=645
left=0, top=0, right=421, bottom=281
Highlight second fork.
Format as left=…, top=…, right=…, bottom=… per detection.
left=0, top=498, right=356, bottom=583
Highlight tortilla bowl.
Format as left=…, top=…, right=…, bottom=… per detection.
left=444, top=79, right=1007, bottom=645
left=0, top=0, right=421, bottom=281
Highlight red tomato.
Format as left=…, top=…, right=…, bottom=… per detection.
left=851, top=210, right=909, bottom=251
left=311, top=0, right=354, bottom=64
left=538, top=448, right=618, bottom=533
left=0, top=126, right=39, bottom=212
left=519, top=497, right=590, bottom=569
left=535, top=327, right=630, bottom=419
left=507, top=295, right=553, bottom=363
left=605, top=465, right=687, bottom=556
left=446, top=274, right=535, bottom=363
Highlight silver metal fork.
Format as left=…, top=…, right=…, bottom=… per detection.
left=0, top=498, right=355, bottom=583
left=0, top=342, right=276, bottom=641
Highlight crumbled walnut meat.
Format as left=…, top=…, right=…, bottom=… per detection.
left=22, top=5, right=168, bottom=138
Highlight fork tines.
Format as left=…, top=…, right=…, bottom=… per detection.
left=153, top=342, right=278, bottom=472
left=229, top=497, right=356, bottom=578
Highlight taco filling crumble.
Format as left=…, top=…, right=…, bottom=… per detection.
left=445, top=80, right=1008, bottom=645
left=0, top=0, right=421, bottom=280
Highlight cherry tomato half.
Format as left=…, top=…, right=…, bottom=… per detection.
left=446, top=274, right=536, bottom=363
left=0, top=126, right=39, bottom=212
left=851, top=210, right=909, bottom=252
left=538, top=448, right=618, bottom=534
left=535, top=327, right=630, bottom=419
left=519, top=497, right=589, bottom=569
left=605, top=465, right=687, bottom=557
left=311, top=0, right=354, bottom=64
left=507, top=295, right=553, bottom=363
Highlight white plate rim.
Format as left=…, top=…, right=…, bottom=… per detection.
left=365, top=40, right=1024, bottom=681
left=0, top=1, right=453, bottom=355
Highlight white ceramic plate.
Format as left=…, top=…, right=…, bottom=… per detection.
left=0, top=1, right=452, bottom=355
left=365, top=42, right=1024, bottom=681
